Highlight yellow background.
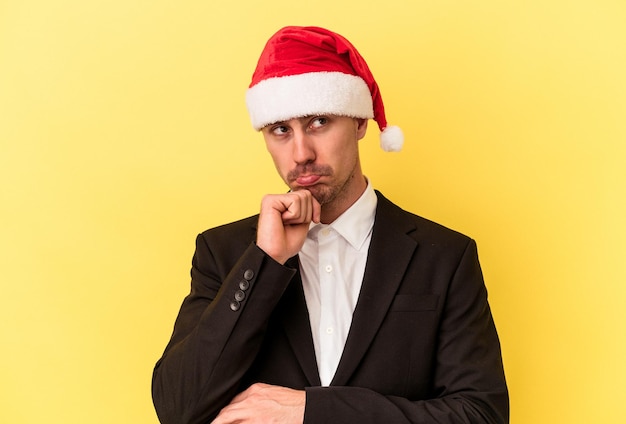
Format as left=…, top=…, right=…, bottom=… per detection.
left=1, top=0, right=624, bottom=422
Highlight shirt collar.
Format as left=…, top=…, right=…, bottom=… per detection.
left=309, top=178, right=377, bottom=250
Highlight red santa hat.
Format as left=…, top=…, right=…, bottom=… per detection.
left=245, top=26, right=404, bottom=152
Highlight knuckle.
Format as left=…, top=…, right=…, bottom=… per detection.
left=260, top=194, right=273, bottom=207
left=292, top=190, right=306, bottom=200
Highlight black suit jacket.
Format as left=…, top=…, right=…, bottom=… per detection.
left=152, top=191, right=508, bottom=423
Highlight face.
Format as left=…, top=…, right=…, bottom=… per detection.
left=262, top=115, right=368, bottom=213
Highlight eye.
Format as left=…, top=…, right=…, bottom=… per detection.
left=309, top=116, right=328, bottom=129
left=270, top=124, right=290, bottom=136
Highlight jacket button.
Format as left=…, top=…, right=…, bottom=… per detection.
left=229, top=300, right=241, bottom=311
left=234, top=290, right=246, bottom=302
left=239, top=279, right=250, bottom=291
left=243, top=269, right=254, bottom=281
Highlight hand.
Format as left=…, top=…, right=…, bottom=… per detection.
left=256, top=190, right=321, bottom=264
left=212, top=383, right=305, bottom=424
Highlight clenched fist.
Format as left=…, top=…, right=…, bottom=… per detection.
left=256, top=190, right=321, bottom=264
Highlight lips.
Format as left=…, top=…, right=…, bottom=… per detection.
left=296, top=175, right=322, bottom=186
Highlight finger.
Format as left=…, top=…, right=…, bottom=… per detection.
left=282, top=191, right=311, bottom=224
left=229, top=390, right=247, bottom=404
left=229, top=383, right=255, bottom=403
left=230, top=382, right=269, bottom=404
left=212, top=397, right=250, bottom=424
left=298, top=190, right=313, bottom=223
left=211, top=405, right=242, bottom=424
left=311, top=195, right=321, bottom=223
left=299, top=191, right=312, bottom=223
left=288, top=192, right=305, bottom=221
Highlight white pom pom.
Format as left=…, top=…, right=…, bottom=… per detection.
left=380, top=125, right=404, bottom=152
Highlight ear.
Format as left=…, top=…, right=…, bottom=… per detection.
left=356, top=118, right=368, bottom=140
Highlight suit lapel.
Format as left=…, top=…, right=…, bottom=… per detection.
left=331, top=192, right=418, bottom=386
left=279, top=256, right=322, bottom=386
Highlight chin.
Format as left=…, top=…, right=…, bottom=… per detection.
left=309, top=186, right=335, bottom=205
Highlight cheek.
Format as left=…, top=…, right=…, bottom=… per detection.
left=333, top=138, right=359, bottom=165
left=267, top=150, right=291, bottom=179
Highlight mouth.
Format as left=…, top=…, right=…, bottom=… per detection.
left=295, top=174, right=322, bottom=187
left=288, top=164, right=332, bottom=188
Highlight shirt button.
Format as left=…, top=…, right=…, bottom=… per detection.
left=325, top=265, right=332, bottom=273
left=326, top=327, right=334, bottom=335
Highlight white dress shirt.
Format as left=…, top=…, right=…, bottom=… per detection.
left=299, top=179, right=377, bottom=386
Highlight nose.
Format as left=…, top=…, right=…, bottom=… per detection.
left=292, top=129, right=316, bottom=165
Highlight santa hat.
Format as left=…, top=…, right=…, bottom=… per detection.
left=245, top=26, right=404, bottom=152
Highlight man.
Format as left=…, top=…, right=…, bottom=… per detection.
left=152, top=26, right=508, bottom=424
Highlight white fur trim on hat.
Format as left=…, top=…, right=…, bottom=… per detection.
left=246, top=71, right=374, bottom=130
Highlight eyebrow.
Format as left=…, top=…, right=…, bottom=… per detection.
left=264, top=117, right=310, bottom=128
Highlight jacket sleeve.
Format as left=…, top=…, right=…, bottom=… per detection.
left=303, top=239, right=509, bottom=424
left=152, top=232, right=296, bottom=424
